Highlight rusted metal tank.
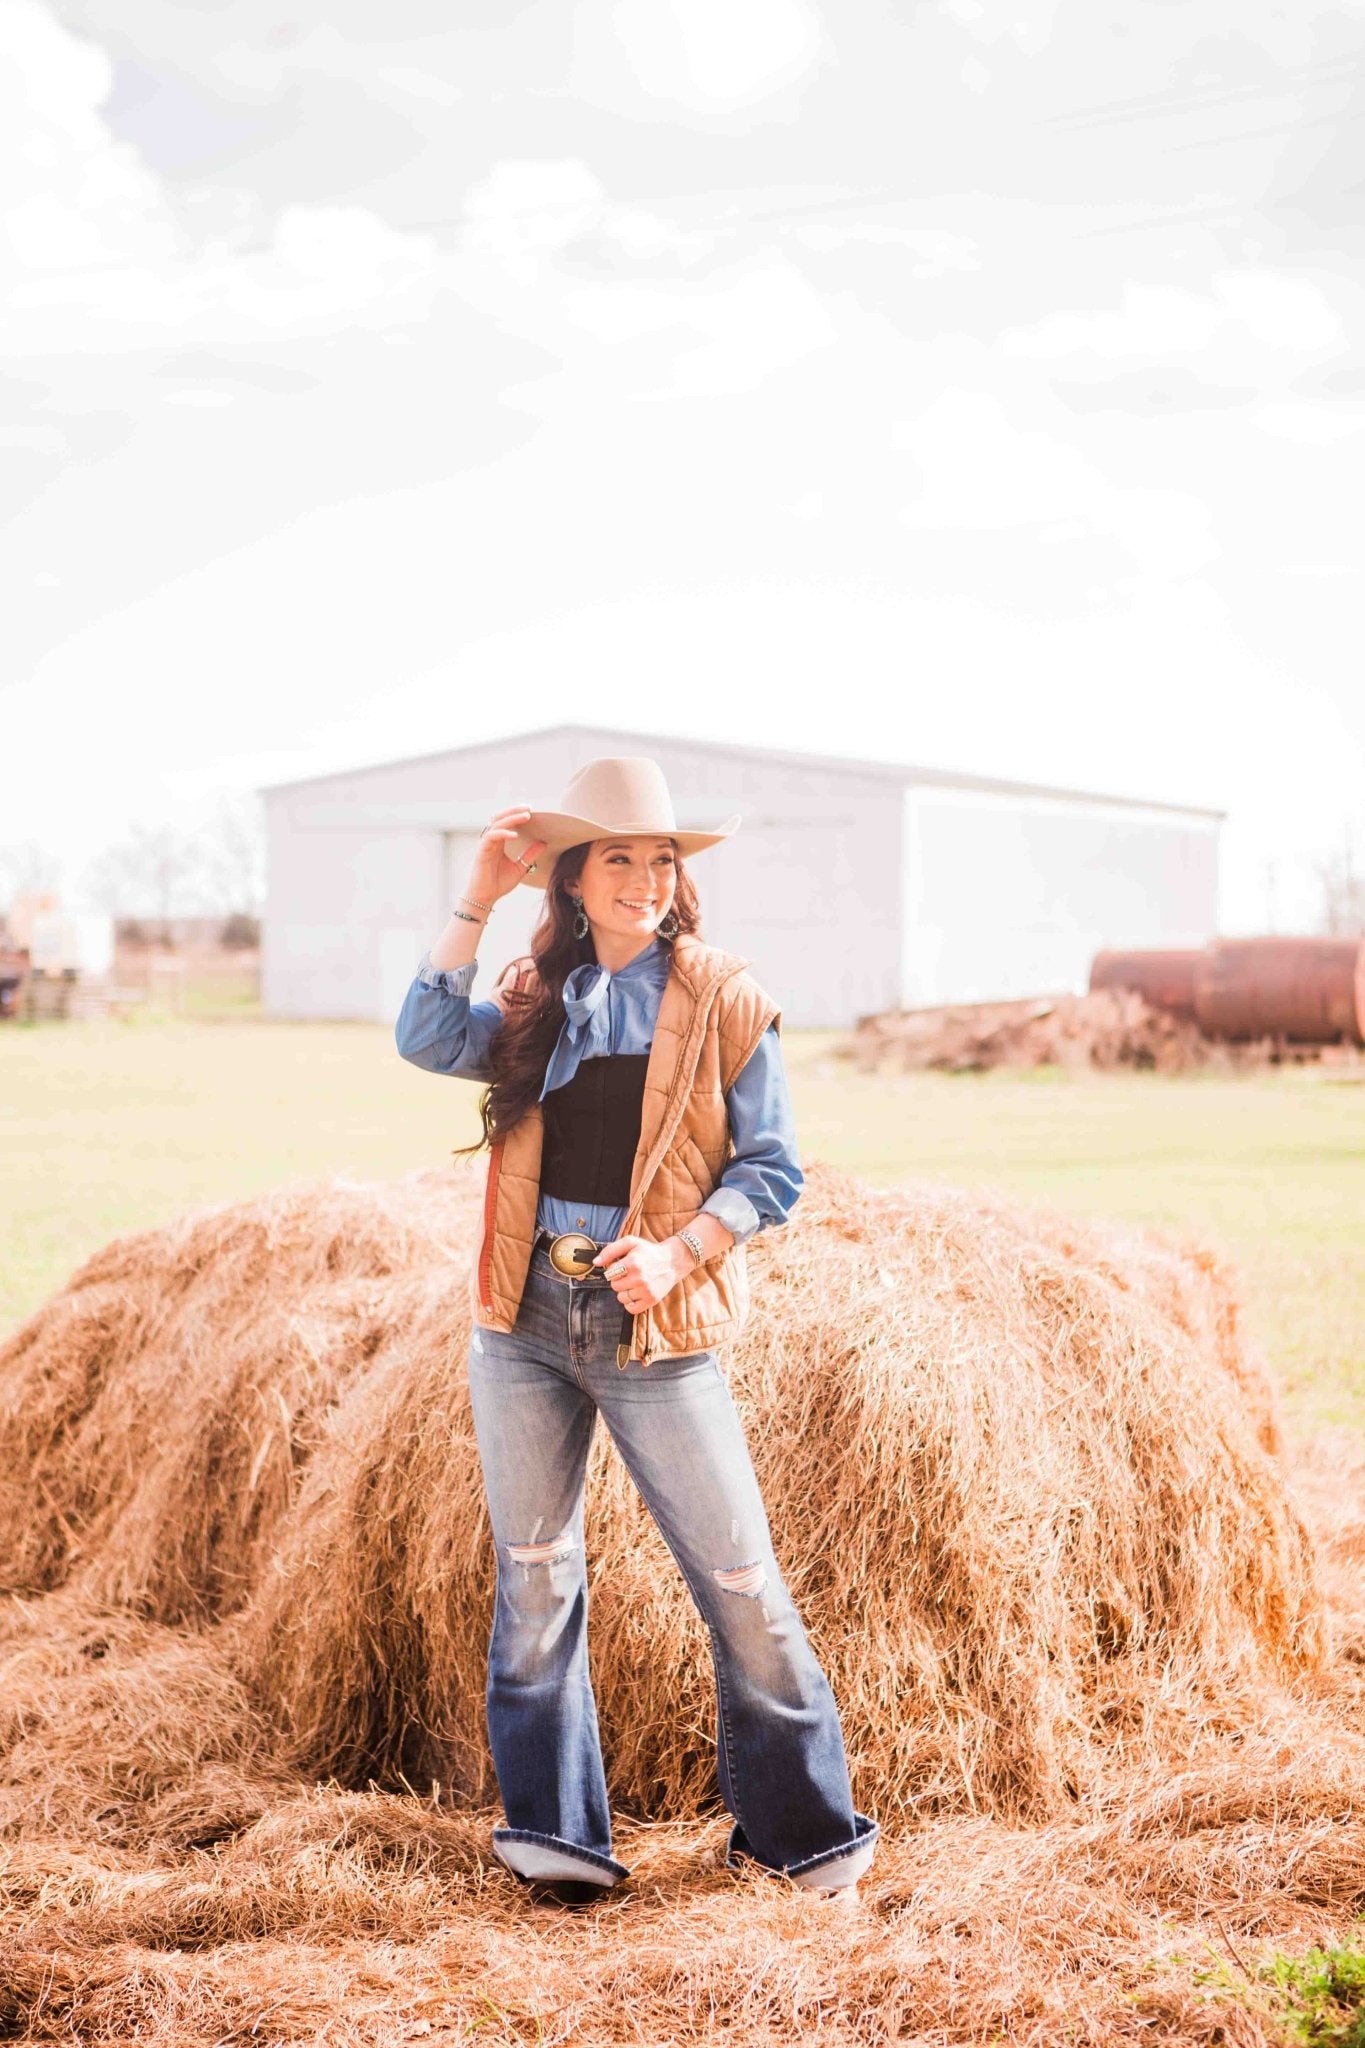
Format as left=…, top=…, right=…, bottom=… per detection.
left=1089, top=949, right=1201, bottom=1021
left=1088, top=937, right=1365, bottom=1045
left=1192, top=938, right=1365, bottom=1046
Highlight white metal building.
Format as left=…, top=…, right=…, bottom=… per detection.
left=260, top=724, right=1222, bottom=1029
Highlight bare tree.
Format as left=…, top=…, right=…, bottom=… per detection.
left=83, top=798, right=266, bottom=942
left=1314, top=822, right=1365, bottom=938
left=85, top=826, right=206, bottom=934
left=199, top=795, right=266, bottom=918
left=0, top=840, right=64, bottom=913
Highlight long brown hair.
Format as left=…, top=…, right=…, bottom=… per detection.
left=454, top=839, right=703, bottom=1156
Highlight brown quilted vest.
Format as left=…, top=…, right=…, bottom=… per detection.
left=467, top=933, right=781, bottom=1366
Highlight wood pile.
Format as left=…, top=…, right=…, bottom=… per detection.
left=842, top=986, right=1287, bottom=1074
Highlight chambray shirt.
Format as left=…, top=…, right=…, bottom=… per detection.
left=394, top=936, right=803, bottom=1247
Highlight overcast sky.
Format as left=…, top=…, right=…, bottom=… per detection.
left=4, top=0, right=1362, bottom=931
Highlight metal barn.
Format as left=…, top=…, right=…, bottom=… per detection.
left=259, top=724, right=1222, bottom=1028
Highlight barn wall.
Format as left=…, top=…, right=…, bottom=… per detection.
left=901, top=786, right=1220, bottom=1007
left=263, top=727, right=903, bottom=1027
left=262, top=804, right=443, bottom=1021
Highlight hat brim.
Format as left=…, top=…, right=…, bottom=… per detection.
left=505, top=812, right=741, bottom=889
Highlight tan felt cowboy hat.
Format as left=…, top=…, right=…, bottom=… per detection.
left=505, top=757, right=741, bottom=889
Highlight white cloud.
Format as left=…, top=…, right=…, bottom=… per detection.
left=456, top=157, right=704, bottom=289
left=607, top=0, right=826, bottom=110
left=460, top=158, right=611, bottom=264
left=934, top=0, right=1065, bottom=52
left=1, top=0, right=178, bottom=280
left=1003, top=273, right=1344, bottom=370
left=1253, top=402, right=1365, bottom=444
left=562, top=258, right=837, bottom=394
left=786, top=222, right=979, bottom=277
left=1, top=4, right=437, bottom=351
left=896, top=388, right=1218, bottom=579
left=375, top=65, right=463, bottom=107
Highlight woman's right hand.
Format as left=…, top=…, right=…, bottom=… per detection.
left=467, top=807, right=547, bottom=905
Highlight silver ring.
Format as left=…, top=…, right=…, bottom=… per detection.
left=609, top=1260, right=629, bottom=1279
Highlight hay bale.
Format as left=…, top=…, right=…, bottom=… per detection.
left=0, top=1164, right=1325, bottom=1830
left=0, top=1182, right=470, bottom=1616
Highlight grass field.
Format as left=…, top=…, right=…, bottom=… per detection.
left=4, top=1013, right=1362, bottom=1433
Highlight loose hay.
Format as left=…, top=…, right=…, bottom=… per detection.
left=2, top=1162, right=1362, bottom=2045
left=841, top=987, right=1290, bottom=1074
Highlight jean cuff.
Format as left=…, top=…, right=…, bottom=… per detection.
left=724, top=1811, right=878, bottom=1889
left=492, top=1826, right=629, bottom=1888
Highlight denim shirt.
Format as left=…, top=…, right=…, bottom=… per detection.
left=394, top=936, right=803, bottom=1247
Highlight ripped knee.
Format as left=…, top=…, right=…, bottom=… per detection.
left=711, top=1559, right=768, bottom=1600
left=506, top=1527, right=576, bottom=1570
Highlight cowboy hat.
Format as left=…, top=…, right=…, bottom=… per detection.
left=505, top=757, right=740, bottom=889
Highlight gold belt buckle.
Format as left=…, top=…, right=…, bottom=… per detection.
left=547, top=1230, right=600, bottom=1278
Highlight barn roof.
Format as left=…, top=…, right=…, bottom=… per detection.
left=260, top=722, right=1225, bottom=822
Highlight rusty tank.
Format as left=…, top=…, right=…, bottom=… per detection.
left=1090, top=937, right=1365, bottom=1046
left=1089, top=949, right=1201, bottom=1021
left=1193, top=938, right=1365, bottom=1046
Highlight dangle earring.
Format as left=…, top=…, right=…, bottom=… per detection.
left=570, top=896, right=589, bottom=940
left=658, top=909, right=680, bottom=939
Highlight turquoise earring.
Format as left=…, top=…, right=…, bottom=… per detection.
left=571, top=898, right=589, bottom=939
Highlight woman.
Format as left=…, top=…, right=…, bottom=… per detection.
left=395, top=756, right=877, bottom=1905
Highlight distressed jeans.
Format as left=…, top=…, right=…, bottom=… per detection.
left=465, top=1242, right=879, bottom=1892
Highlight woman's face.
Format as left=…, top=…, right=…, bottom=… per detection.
left=574, top=835, right=678, bottom=943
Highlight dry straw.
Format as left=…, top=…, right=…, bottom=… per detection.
left=2, top=1163, right=1363, bottom=2044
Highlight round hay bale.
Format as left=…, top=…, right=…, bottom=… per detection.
left=0, top=1182, right=469, bottom=1616
left=0, top=1163, right=1325, bottom=1824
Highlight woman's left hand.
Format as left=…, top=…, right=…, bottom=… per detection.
left=593, top=1233, right=690, bottom=1314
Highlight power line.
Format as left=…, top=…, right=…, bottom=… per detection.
left=1044, top=56, right=1359, bottom=133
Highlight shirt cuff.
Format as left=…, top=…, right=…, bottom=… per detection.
left=699, top=1186, right=764, bottom=1246
left=416, top=951, right=478, bottom=994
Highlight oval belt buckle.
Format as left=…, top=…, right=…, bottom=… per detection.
left=548, top=1230, right=599, bottom=1278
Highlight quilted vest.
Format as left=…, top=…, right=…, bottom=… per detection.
left=467, top=933, right=781, bottom=1366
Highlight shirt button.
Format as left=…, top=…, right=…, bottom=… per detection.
left=577, top=1216, right=586, bottom=1225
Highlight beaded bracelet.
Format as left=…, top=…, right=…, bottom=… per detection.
left=460, top=891, right=494, bottom=912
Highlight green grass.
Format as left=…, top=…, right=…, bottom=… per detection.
left=4, top=1016, right=1362, bottom=1433
left=1269, top=1942, right=1365, bottom=2046
left=1192, top=1937, right=1365, bottom=2045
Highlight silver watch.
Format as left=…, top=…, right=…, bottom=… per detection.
left=676, top=1227, right=705, bottom=1268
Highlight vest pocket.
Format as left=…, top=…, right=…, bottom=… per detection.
left=726, top=1242, right=750, bottom=1322
left=703, top=1241, right=748, bottom=1323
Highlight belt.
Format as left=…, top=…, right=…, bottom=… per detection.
left=533, top=1228, right=638, bottom=1367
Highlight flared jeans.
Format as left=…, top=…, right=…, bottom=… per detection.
left=465, top=1242, right=878, bottom=1890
